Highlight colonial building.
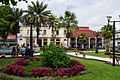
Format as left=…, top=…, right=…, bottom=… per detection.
left=70, top=27, right=104, bottom=49
left=17, top=26, right=105, bottom=49
left=17, top=26, right=67, bottom=47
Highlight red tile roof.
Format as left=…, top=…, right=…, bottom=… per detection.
left=72, top=27, right=102, bottom=38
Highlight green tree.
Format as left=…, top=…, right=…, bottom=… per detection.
left=59, top=11, right=78, bottom=47
left=78, top=33, right=89, bottom=49
left=101, top=24, right=113, bottom=51
left=27, top=0, right=51, bottom=45
left=0, top=6, right=13, bottom=41
left=48, top=15, right=61, bottom=39
left=0, top=6, right=23, bottom=44
left=9, top=8, right=23, bottom=42
left=0, top=0, right=27, bottom=6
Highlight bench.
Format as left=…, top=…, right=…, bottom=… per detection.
left=115, top=55, right=120, bottom=64
left=105, top=52, right=112, bottom=58
left=11, top=51, right=32, bottom=57
left=105, top=52, right=120, bottom=64
left=72, top=48, right=86, bottom=58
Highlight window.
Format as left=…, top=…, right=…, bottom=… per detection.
left=56, top=30, right=59, bottom=35
left=43, top=30, right=46, bottom=35
left=27, top=30, right=29, bottom=35
left=64, top=30, right=67, bottom=35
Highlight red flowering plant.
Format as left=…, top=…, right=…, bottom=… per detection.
left=30, top=57, right=41, bottom=61
left=15, top=58, right=28, bottom=66
left=3, top=63, right=25, bottom=76
left=55, top=60, right=85, bottom=76
left=31, top=67, right=53, bottom=77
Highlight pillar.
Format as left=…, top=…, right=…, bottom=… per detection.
left=75, top=37, right=77, bottom=48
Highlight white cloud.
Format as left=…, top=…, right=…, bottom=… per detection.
left=15, top=0, right=120, bottom=31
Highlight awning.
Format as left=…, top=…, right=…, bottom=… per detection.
left=0, top=42, right=16, bottom=44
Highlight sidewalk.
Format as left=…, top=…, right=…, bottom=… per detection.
left=67, top=52, right=120, bottom=66
left=0, top=53, right=40, bottom=58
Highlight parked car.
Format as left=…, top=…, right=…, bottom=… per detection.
left=0, top=47, right=12, bottom=55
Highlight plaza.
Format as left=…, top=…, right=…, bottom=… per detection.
left=0, top=0, right=120, bottom=80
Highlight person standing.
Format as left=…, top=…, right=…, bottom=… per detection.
left=12, top=47, right=17, bottom=57
left=20, top=45, right=26, bottom=56
left=25, top=44, right=30, bottom=56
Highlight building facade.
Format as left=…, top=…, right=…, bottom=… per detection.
left=70, top=27, right=104, bottom=49
left=17, top=26, right=105, bottom=49
left=17, top=26, right=67, bottom=47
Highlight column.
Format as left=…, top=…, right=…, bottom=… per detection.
left=75, top=37, right=77, bottom=48
left=102, top=38, right=104, bottom=48
left=95, top=37, right=97, bottom=49
left=68, top=38, right=71, bottom=47
left=89, top=38, right=91, bottom=48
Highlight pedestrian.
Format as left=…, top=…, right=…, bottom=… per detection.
left=12, top=47, right=17, bottom=57
left=20, top=45, right=26, bottom=56
left=25, top=44, right=30, bottom=56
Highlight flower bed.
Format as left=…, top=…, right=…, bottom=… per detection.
left=3, top=58, right=85, bottom=77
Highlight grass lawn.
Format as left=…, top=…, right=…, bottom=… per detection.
left=64, top=56, right=120, bottom=80
left=0, top=58, right=17, bottom=71
left=66, top=50, right=110, bottom=58
left=85, top=52, right=110, bottom=57
left=0, top=56, right=120, bottom=80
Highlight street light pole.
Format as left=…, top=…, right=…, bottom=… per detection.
left=95, top=32, right=98, bottom=53
left=112, top=21, right=115, bottom=66
left=106, top=15, right=120, bottom=66
left=30, top=22, right=33, bottom=56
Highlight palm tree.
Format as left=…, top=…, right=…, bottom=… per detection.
left=101, top=24, right=113, bottom=51
left=78, top=33, right=89, bottom=49
left=27, top=0, right=51, bottom=45
left=47, top=15, right=61, bottom=44
left=9, top=8, right=23, bottom=43
left=59, top=11, right=78, bottom=47
left=21, top=10, right=35, bottom=57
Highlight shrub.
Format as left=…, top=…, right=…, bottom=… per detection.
left=3, top=63, right=24, bottom=76
left=41, top=43, right=70, bottom=68
left=31, top=67, right=53, bottom=77
left=15, top=58, right=28, bottom=66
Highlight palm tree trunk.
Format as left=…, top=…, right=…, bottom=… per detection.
left=36, top=26, right=39, bottom=45
left=16, top=34, right=18, bottom=45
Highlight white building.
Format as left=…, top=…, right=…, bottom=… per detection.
left=17, top=26, right=67, bottom=47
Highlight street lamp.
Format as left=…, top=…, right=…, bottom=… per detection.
left=106, top=15, right=120, bottom=66
left=95, top=32, right=99, bottom=53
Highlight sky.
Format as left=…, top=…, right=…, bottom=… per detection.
left=12, top=0, right=120, bottom=31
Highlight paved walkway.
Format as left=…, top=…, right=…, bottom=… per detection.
left=67, top=52, right=120, bottom=66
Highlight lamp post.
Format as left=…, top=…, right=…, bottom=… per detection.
left=106, top=15, right=120, bottom=66
left=95, top=32, right=99, bottom=53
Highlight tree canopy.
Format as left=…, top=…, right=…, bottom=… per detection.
left=0, top=5, right=23, bottom=41
left=101, top=24, right=113, bottom=39
left=0, top=0, right=27, bottom=6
